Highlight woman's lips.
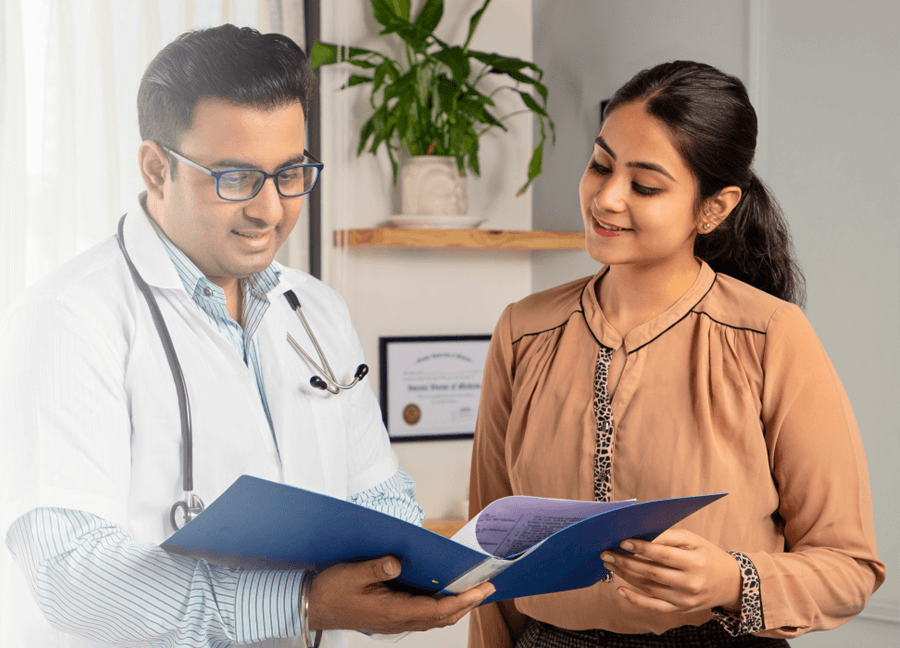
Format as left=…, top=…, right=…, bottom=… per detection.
left=593, top=217, right=630, bottom=238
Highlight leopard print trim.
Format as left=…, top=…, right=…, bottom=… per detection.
left=592, top=347, right=615, bottom=583
left=713, top=551, right=764, bottom=636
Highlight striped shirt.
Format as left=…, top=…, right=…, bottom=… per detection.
left=5, top=227, right=423, bottom=645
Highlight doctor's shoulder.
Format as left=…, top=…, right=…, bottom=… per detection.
left=0, top=236, right=139, bottom=347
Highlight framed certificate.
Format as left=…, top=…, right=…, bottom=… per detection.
left=379, top=335, right=491, bottom=441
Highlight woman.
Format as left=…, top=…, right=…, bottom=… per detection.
left=468, top=61, right=885, bottom=647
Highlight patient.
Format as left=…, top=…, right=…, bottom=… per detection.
left=468, top=60, right=885, bottom=648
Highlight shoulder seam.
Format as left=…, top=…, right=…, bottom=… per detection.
left=691, top=311, right=767, bottom=335
left=628, top=274, right=719, bottom=355
left=511, top=311, right=582, bottom=345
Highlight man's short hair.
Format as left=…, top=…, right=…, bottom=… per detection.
left=138, top=24, right=314, bottom=174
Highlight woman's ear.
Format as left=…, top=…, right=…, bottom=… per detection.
left=698, top=186, right=742, bottom=234
left=138, top=141, right=170, bottom=200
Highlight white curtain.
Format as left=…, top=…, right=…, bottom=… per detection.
left=0, top=0, right=309, bottom=316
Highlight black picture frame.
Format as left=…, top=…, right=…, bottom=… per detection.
left=379, top=335, right=491, bottom=442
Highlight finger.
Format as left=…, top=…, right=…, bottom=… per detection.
left=359, top=556, right=402, bottom=585
left=615, top=585, right=679, bottom=613
left=602, top=553, right=686, bottom=597
left=612, top=539, right=695, bottom=571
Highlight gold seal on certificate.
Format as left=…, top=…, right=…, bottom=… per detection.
left=379, top=336, right=491, bottom=441
left=403, top=404, right=421, bottom=425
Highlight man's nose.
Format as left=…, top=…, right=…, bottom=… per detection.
left=244, top=176, right=283, bottom=224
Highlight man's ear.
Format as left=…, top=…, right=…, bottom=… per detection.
left=697, top=186, right=742, bottom=234
left=138, top=141, right=170, bottom=200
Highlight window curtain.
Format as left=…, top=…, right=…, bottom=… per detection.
left=0, top=0, right=309, bottom=316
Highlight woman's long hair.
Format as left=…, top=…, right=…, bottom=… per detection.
left=604, top=61, right=805, bottom=306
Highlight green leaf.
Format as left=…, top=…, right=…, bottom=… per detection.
left=310, top=41, right=383, bottom=69
left=371, top=0, right=411, bottom=26
left=463, top=0, right=493, bottom=50
left=309, top=41, right=338, bottom=67
left=345, top=74, right=374, bottom=88
left=434, top=47, right=471, bottom=83
left=414, top=0, right=443, bottom=35
left=515, top=90, right=548, bottom=118
left=468, top=50, right=538, bottom=74
left=519, top=140, right=544, bottom=195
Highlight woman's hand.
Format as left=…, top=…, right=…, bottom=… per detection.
left=600, top=529, right=742, bottom=614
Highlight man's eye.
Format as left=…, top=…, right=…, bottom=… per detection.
left=220, top=172, right=254, bottom=187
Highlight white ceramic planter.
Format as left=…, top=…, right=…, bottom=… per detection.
left=400, top=155, right=467, bottom=216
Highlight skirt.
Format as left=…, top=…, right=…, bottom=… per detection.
left=515, top=619, right=791, bottom=648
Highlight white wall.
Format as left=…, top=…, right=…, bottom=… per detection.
left=316, top=2, right=535, bottom=646
left=530, top=0, right=900, bottom=644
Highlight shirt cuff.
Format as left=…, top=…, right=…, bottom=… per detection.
left=712, top=552, right=764, bottom=636
left=233, top=568, right=305, bottom=643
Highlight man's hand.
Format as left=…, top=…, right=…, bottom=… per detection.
left=600, top=529, right=743, bottom=614
left=307, top=556, right=496, bottom=634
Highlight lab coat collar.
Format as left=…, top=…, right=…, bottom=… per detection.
left=121, top=193, right=187, bottom=291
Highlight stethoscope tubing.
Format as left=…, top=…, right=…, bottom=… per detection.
left=116, top=216, right=194, bottom=494
left=115, top=214, right=367, bottom=530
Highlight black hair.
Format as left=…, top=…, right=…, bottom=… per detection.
left=604, top=60, right=805, bottom=306
left=138, top=24, right=314, bottom=177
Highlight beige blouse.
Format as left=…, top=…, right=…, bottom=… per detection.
left=468, top=262, right=884, bottom=645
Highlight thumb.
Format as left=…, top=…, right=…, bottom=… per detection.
left=364, top=556, right=401, bottom=584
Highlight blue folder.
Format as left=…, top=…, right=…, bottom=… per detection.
left=161, top=475, right=725, bottom=604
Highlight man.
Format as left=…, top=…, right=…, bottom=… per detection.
left=0, top=25, right=492, bottom=647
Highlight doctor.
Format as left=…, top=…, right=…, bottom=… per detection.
left=0, top=24, right=493, bottom=647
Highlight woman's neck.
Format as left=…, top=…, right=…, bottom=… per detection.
left=598, top=257, right=701, bottom=338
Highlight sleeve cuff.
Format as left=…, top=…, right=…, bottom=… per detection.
left=712, top=552, right=765, bottom=636
left=233, top=568, right=305, bottom=643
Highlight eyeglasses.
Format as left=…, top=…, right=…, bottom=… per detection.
left=162, top=146, right=324, bottom=201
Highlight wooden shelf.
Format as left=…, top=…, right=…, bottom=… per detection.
left=423, top=518, right=467, bottom=538
left=334, top=228, right=585, bottom=250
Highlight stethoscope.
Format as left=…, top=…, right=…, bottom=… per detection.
left=115, top=215, right=368, bottom=530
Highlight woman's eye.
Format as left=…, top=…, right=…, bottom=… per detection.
left=590, top=161, right=610, bottom=174
left=632, top=182, right=661, bottom=196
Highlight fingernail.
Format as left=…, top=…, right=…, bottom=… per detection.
left=620, top=541, right=634, bottom=551
left=617, top=588, right=627, bottom=597
left=484, top=583, right=496, bottom=597
left=383, top=560, right=397, bottom=577
left=601, top=552, right=614, bottom=564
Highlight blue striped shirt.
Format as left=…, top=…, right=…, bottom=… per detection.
left=5, top=225, right=423, bottom=645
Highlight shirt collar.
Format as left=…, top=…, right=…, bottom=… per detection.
left=581, top=261, right=718, bottom=354
left=143, top=202, right=283, bottom=300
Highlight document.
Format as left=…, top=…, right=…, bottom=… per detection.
left=161, top=475, right=725, bottom=604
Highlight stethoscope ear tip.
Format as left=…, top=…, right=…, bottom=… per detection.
left=310, top=376, right=329, bottom=390
left=355, top=364, right=369, bottom=380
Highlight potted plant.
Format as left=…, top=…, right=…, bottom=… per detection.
left=310, top=0, right=554, bottom=219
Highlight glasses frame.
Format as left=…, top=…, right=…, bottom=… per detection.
left=162, top=146, right=324, bottom=201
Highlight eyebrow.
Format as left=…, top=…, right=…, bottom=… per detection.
left=209, top=154, right=309, bottom=171
left=594, top=135, right=676, bottom=181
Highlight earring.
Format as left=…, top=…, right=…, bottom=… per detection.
left=704, top=223, right=711, bottom=229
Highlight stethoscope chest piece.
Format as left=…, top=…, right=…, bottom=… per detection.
left=170, top=492, right=205, bottom=531
left=284, top=291, right=368, bottom=394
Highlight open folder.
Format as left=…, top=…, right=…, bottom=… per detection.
left=161, top=475, right=725, bottom=605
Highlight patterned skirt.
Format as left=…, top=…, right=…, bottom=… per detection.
left=515, top=619, right=790, bottom=648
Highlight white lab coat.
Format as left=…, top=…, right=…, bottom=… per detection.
left=0, top=196, right=399, bottom=647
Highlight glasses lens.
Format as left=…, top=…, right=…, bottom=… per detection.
left=276, top=164, right=319, bottom=197
left=218, top=170, right=265, bottom=200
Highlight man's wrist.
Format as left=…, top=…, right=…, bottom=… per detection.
left=300, top=570, right=323, bottom=648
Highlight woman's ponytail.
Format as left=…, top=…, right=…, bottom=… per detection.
left=695, top=174, right=805, bottom=306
